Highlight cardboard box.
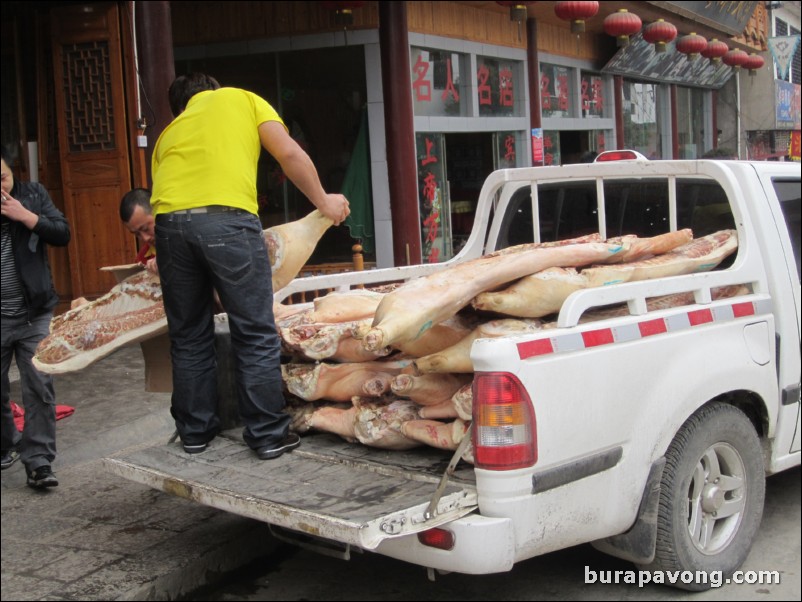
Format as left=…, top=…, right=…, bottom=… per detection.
left=101, top=264, right=173, bottom=393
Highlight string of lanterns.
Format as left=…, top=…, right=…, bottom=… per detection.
left=489, top=1, right=765, bottom=75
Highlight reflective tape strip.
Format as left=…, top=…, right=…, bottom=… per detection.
left=517, top=299, right=771, bottom=360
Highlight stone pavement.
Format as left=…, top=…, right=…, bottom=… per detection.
left=1, top=346, right=277, bottom=601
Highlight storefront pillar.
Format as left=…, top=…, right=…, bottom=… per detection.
left=379, top=1, right=421, bottom=266
left=670, top=84, right=679, bottom=159
left=614, top=75, right=624, bottom=149
left=527, top=18, right=541, bottom=132
left=135, top=1, right=175, bottom=183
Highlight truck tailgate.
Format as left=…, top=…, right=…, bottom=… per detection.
left=103, top=431, right=477, bottom=550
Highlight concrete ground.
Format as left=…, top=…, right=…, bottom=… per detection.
left=1, top=346, right=277, bottom=601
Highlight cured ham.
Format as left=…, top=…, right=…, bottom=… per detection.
left=414, top=319, right=542, bottom=374
left=33, top=270, right=167, bottom=374
left=582, top=230, right=737, bottom=287
left=390, top=373, right=472, bottom=406
left=265, top=209, right=333, bottom=292
left=401, top=418, right=471, bottom=451
left=282, top=360, right=412, bottom=402
left=363, top=241, right=628, bottom=351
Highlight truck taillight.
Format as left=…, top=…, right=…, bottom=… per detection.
left=472, top=372, right=537, bottom=470
left=417, top=527, right=455, bottom=550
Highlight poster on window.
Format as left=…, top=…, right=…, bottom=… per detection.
left=540, top=64, right=571, bottom=118
left=477, top=57, right=518, bottom=117
left=416, top=133, right=451, bottom=263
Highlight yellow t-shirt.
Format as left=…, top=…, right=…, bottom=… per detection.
left=151, top=88, right=285, bottom=216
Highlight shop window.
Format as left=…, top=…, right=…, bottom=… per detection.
left=580, top=71, right=605, bottom=119
left=540, top=63, right=572, bottom=118
left=477, top=56, right=521, bottom=117
left=622, top=80, right=663, bottom=159
left=411, top=48, right=465, bottom=117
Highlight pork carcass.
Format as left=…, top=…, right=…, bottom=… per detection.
left=265, top=209, right=333, bottom=292
left=472, top=267, right=587, bottom=318
left=605, top=229, right=693, bottom=263
left=401, top=418, right=471, bottom=451
left=418, top=384, right=473, bottom=421
left=33, top=270, right=167, bottom=374
left=282, top=360, right=412, bottom=402
left=390, top=373, right=473, bottom=406
left=582, top=230, right=737, bottom=287
left=363, top=241, right=628, bottom=352
left=414, top=319, right=542, bottom=374
left=280, top=318, right=390, bottom=362
left=286, top=400, right=358, bottom=441
left=352, top=396, right=422, bottom=450
left=310, top=290, right=384, bottom=323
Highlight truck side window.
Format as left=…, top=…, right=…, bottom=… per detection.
left=676, top=179, right=735, bottom=237
left=773, top=178, right=801, bottom=280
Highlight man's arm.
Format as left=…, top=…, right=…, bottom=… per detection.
left=258, top=121, right=350, bottom=225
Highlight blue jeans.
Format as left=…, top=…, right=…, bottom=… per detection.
left=155, top=209, right=289, bottom=450
left=1, top=311, right=57, bottom=471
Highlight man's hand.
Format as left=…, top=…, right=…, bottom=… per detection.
left=144, top=257, right=159, bottom=276
left=316, top=194, right=351, bottom=226
left=1, top=191, right=39, bottom=230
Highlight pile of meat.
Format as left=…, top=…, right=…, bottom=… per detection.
left=33, top=210, right=334, bottom=374
left=280, top=229, right=742, bottom=462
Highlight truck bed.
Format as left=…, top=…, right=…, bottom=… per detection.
left=104, top=430, right=477, bottom=550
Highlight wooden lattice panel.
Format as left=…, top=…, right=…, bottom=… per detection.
left=61, top=41, right=116, bottom=153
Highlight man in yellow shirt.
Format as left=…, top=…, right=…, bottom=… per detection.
left=151, top=73, right=349, bottom=460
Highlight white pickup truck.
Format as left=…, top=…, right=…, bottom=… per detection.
left=106, top=158, right=800, bottom=590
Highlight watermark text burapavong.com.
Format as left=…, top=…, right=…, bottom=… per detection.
left=585, top=566, right=781, bottom=588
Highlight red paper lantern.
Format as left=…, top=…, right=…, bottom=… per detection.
left=723, top=48, right=749, bottom=70
left=554, top=1, right=600, bottom=34
left=701, top=38, right=729, bottom=63
left=676, top=32, right=707, bottom=61
left=604, top=9, right=642, bottom=47
left=744, top=53, right=765, bottom=75
left=642, top=19, right=678, bottom=54
left=496, top=1, right=537, bottom=23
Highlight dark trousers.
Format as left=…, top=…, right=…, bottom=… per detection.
left=155, top=209, right=289, bottom=450
left=1, top=312, right=57, bottom=471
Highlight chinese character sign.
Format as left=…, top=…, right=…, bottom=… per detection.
left=477, top=57, right=519, bottom=117
left=416, top=133, right=450, bottom=263
left=411, top=48, right=464, bottom=117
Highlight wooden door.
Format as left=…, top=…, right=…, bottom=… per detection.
left=50, top=2, right=137, bottom=299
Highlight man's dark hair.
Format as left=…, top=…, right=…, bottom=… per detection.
left=1, top=147, right=12, bottom=167
left=119, top=188, right=152, bottom=222
left=168, top=73, right=221, bottom=116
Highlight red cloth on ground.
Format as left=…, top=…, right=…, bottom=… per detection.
left=10, top=401, right=75, bottom=431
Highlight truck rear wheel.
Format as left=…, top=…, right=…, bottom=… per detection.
left=644, top=402, right=765, bottom=591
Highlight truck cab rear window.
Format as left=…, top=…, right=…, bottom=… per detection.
left=496, top=177, right=736, bottom=248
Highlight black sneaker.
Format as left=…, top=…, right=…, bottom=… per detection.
left=26, top=465, right=59, bottom=489
left=1, top=449, right=20, bottom=470
left=256, top=433, right=301, bottom=460
left=182, top=442, right=207, bottom=454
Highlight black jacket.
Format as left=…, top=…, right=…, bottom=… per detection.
left=4, top=180, right=71, bottom=319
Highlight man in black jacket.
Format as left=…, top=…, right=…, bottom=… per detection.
left=1, top=149, right=71, bottom=488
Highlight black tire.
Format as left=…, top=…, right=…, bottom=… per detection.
left=642, top=402, right=765, bottom=591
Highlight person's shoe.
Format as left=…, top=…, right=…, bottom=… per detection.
left=182, top=442, right=208, bottom=454
left=256, top=433, right=301, bottom=460
left=1, top=449, right=20, bottom=470
left=26, top=465, right=59, bottom=489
